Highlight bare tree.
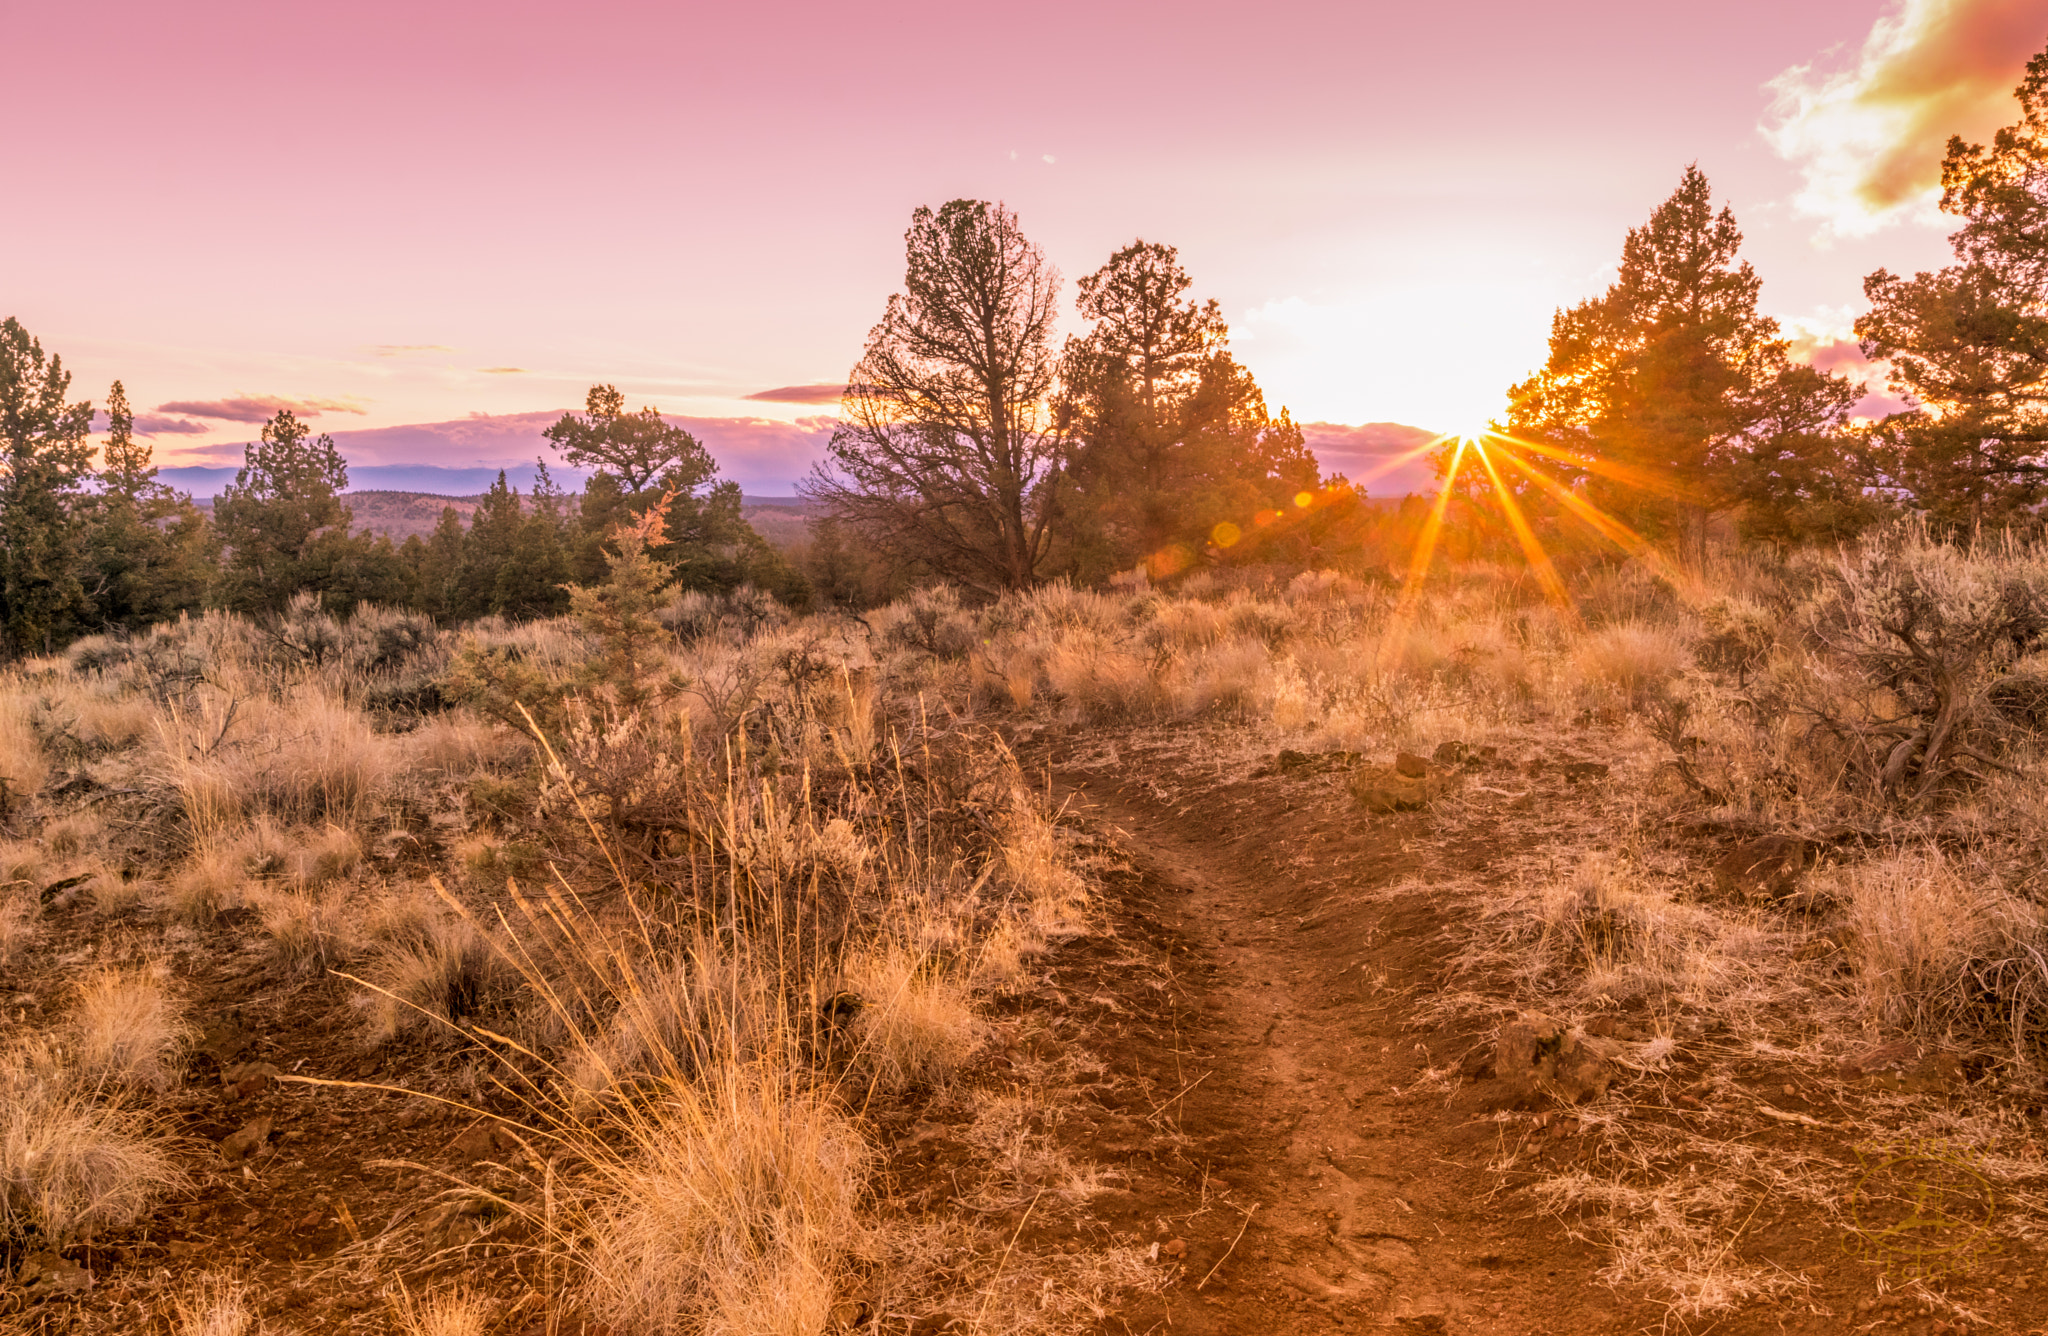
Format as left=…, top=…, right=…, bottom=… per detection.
left=803, top=200, right=1062, bottom=594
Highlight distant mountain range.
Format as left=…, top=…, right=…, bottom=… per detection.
left=156, top=411, right=1443, bottom=501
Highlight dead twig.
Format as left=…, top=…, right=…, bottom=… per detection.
left=1195, top=1203, right=1258, bottom=1291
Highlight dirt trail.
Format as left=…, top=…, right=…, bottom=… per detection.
left=1050, top=744, right=1650, bottom=1334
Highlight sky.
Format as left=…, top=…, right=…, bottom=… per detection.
left=6, top=0, right=2046, bottom=495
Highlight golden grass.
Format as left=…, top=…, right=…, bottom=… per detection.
left=172, top=1273, right=259, bottom=1336
left=0, top=1046, right=187, bottom=1245
left=1836, top=847, right=2048, bottom=1051
left=843, top=940, right=984, bottom=1093
left=390, top=1284, right=490, bottom=1336
left=70, top=966, right=191, bottom=1093
left=575, top=1056, right=871, bottom=1336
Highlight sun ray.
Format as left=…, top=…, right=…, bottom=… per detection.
left=1470, top=437, right=1574, bottom=612
left=1487, top=441, right=1703, bottom=598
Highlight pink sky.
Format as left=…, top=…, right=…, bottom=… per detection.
left=7, top=0, right=2041, bottom=492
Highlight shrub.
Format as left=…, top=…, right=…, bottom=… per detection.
left=70, top=967, right=190, bottom=1093
left=576, top=1059, right=870, bottom=1336
left=0, top=1049, right=186, bottom=1244
left=1838, top=848, right=2048, bottom=1052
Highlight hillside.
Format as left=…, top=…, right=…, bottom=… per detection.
left=192, top=491, right=819, bottom=548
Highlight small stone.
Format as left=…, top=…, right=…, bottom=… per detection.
left=1494, top=1012, right=1616, bottom=1106
left=222, top=1061, right=281, bottom=1099
left=1394, top=752, right=1430, bottom=779
left=1162, top=1237, right=1188, bottom=1258
left=17, top=1251, right=92, bottom=1297
left=220, top=1114, right=274, bottom=1162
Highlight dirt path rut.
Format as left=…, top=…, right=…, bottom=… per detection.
left=1051, top=750, right=1650, bottom=1335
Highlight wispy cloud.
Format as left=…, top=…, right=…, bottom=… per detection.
left=744, top=383, right=849, bottom=405
left=155, top=394, right=369, bottom=423
left=478, top=366, right=528, bottom=375
left=1766, top=0, right=2048, bottom=237
left=371, top=344, right=454, bottom=356
left=90, top=409, right=211, bottom=435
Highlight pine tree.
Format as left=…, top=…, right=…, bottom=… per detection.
left=1858, top=43, right=2048, bottom=529
left=213, top=410, right=352, bottom=613
left=1505, top=167, right=1823, bottom=566
left=1060, top=240, right=1317, bottom=578
left=0, top=319, right=95, bottom=652
left=83, top=381, right=215, bottom=628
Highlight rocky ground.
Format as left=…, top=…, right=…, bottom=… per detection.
left=9, top=723, right=2048, bottom=1334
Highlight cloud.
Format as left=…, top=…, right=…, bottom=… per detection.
left=89, top=410, right=211, bottom=435
left=1783, top=313, right=1914, bottom=419
left=744, top=383, right=849, bottom=405
left=134, top=414, right=213, bottom=435
left=155, top=394, right=369, bottom=423
left=1766, top=0, right=2048, bottom=236
left=1298, top=421, right=1442, bottom=496
left=479, top=366, right=528, bottom=375
left=371, top=344, right=454, bottom=356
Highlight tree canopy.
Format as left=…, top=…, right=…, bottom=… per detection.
left=1059, top=240, right=1317, bottom=580
left=1858, top=48, right=2048, bottom=530
left=543, top=385, right=716, bottom=494
left=805, top=199, right=1065, bottom=594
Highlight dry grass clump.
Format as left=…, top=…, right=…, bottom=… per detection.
left=575, top=1057, right=871, bottom=1336
left=165, top=845, right=248, bottom=924
left=172, top=1273, right=259, bottom=1336
left=409, top=711, right=531, bottom=779
left=1532, top=1173, right=1804, bottom=1318
left=390, top=1284, right=489, bottom=1336
left=256, top=888, right=364, bottom=978
left=0, top=1046, right=187, bottom=1245
left=0, top=885, right=36, bottom=964
left=70, top=965, right=191, bottom=1093
left=0, top=685, right=48, bottom=807
left=283, top=823, right=363, bottom=889
left=842, top=941, right=983, bottom=1093
left=1835, top=846, right=2048, bottom=1052
left=360, top=910, right=516, bottom=1044
left=563, top=946, right=777, bottom=1100
left=1572, top=621, right=1688, bottom=709
left=147, top=680, right=397, bottom=834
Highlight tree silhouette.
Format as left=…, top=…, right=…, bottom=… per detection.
left=1060, top=240, right=1316, bottom=579
left=804, top=200, right=1063, bottom=594
left=544, top=384, right=715, bottom=494
left=1506, top=167, right=1816, bottom=566
left=214, top=410, right=353, bottom=612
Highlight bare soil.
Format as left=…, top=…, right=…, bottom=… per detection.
left=1039, top=726, right=2048, bottom=1335
left=14, top=724, right=2048, bottom=1335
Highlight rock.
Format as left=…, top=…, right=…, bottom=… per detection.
left=222, top=1061, right=281, bottom=1099
left=1162, top=1237, right=1188, bottom=1258
left=1394, top=752, right=1431, bottom=779
left=16, top=1251, right=91, bottom=1297
left=1712, top=835, right=1813, bottom=901
left=1494, top=1012, right=1616, bottom=1106
left=220, top=1114, right=274, bottom=1162
left=1349, top=761, right=1451, bottom=813
left=1432, top=741, right=1469, bottom=767
left=449, top=1121, right=522, bottom=1161
left=1557, top=760, right=1609, bottom=783
left=194, top=1020, right=250, bottom=1067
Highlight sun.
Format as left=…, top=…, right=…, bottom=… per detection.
left=1445, top=420, right=1494, bottom=446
